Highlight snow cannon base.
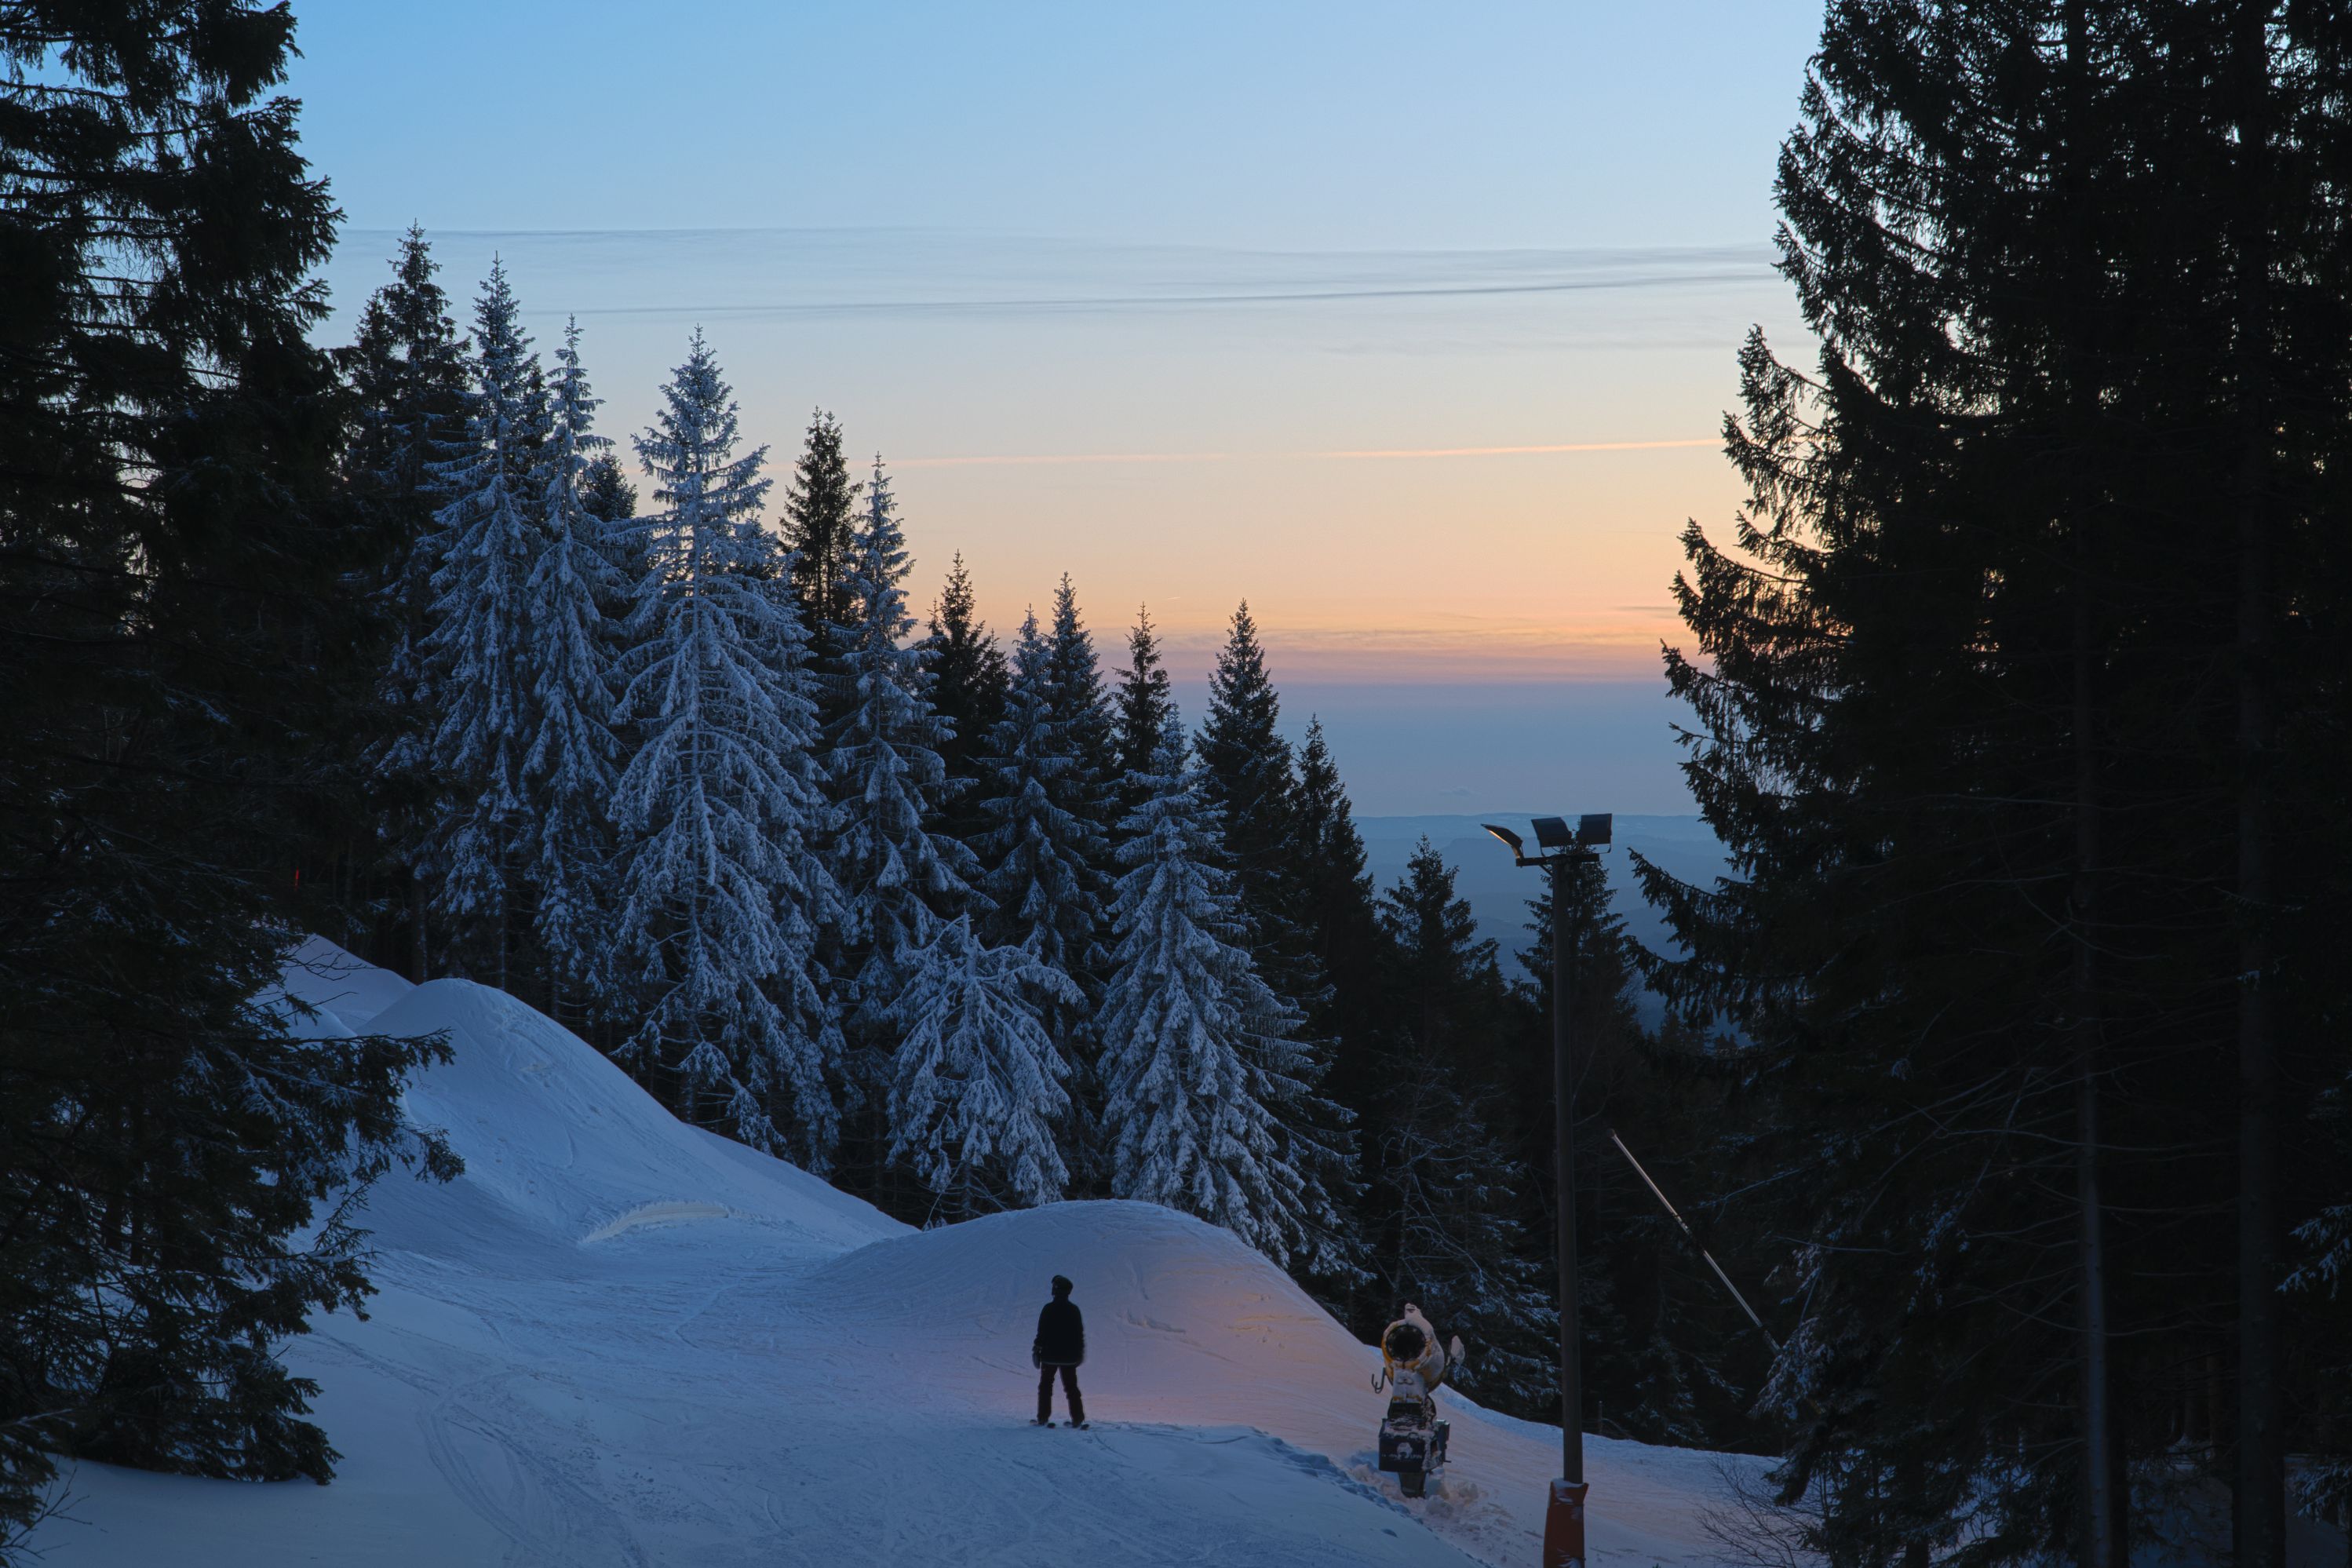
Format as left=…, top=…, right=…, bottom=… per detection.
left=1377, top=1398, right=1449, bottom=1497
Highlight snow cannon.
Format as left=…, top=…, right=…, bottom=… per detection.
left=1373, top=1304, right=1464, bottom=1498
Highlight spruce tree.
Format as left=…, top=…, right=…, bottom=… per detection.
left=1193, top=606, right=1362, bottom=1282
left=924, top=552, right=1010, bottom=799
left=975, top=611, right=1109, bottom=1056
left=781, top=408, right=860, bottom=640
left=0, top=3, right=456, bottom=1532
left=521, top=318, right=624, bottom=1017
left=345, top=228, right=473, bottom=535
left=342, top=227, right=471, bottom=979
left=582, top=450, right=639, bottom=529
left=1195, top=603, right=1323, bottom=1005
left=1114, top=605, right=1176, bottom=797
left=886, top=915, right=1078, bottom=1213
left=419, top=259, right=547, bottom=984
left=1196, top=603, right=1298, bottom=909
left=1290, top=720, right=1385, bottom=1083
left=611, top=332, right=841, bottom=1164
left=1100, top=713, right=1355, bottom=1271
left=826, top=461, right=978, bottom=1056
left=1045, top=574, right=1116, bottom=800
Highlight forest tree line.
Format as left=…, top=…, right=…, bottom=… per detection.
left=1639, top=5, right=2352, bottom=1568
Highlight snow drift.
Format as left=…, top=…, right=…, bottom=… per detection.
left=29, top=939, right=1757, bottom=1566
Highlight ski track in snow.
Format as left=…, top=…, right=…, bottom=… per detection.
left=30, top=942, right=1763, bottom=1567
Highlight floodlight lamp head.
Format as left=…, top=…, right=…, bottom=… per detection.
left=1577, top=813, right=1614, bottom=848
left=1530, top=815, right=1573, bottom=851
left=1482, top=823, right=1524, bottom=857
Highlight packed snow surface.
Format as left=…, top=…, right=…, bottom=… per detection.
left=31, top=940, right=1760, bottom=1566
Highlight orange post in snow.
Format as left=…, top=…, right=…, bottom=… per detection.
left=1544, top=1479, right=1590, bottom=1568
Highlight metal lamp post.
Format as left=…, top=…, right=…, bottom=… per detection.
left=1483, top=812, right=1611, bottom=1568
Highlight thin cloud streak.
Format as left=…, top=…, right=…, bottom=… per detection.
left=331, top=228, right=1778, bottom=326
left=523, top=272, right=1770, bottom=320
left=894, top=438, right=1718, bottom=469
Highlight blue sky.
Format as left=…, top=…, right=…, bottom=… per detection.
left=286, top=2, right=1824, bottom=815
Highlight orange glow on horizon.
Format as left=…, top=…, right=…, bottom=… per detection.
left=892, top=438, right=1717, bottom=469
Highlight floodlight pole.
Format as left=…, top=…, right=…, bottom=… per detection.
left=1544, top=846, right=1592, bottom=1568
left=1487, top=817, right=1603, bottom=1568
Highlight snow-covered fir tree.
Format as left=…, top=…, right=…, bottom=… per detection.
left=1193, top=606, right=1363, bottom=1279
left=885, top=914, right=1078, bottom=1212
left=419, top=258, right=546, bottom=982
left=1099, top=712, right=1355, bottom=1269
left=826, top=458, right=978, bottom=1051
left=975, top=611, right=1108, bottom=1037
left=610, top=331, right=841, bottom=1163
left=521, top=318, right=624, bottom=1015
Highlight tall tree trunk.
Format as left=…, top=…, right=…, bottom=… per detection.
left=2073, top=592, right=2123, bottom=1568
left=2229, top=5, right=2283, bottom=1562
left=2060, top=9, right=2135, bottom=1561
left=2062, top=9, right=2124, bottom=1563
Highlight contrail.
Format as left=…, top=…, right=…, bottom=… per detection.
left=893, top=438, right=1716, bottom=469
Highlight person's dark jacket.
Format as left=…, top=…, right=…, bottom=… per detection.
left=1034, top=1296, right=1085, bottom=1366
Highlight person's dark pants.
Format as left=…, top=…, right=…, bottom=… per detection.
left=1037, top=1363, right=1084, bottom=1424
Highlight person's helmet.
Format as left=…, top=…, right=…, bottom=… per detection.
left=1051, top=1274, right=1073, bottom=1297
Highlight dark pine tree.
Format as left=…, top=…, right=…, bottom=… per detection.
left=579, top=447, right=643, bottom=625
left=1113, top=605, right=1176, bottom=799
left=1045, top=577, right=1121, bottom=926
left=1045, top=574, right=1116, bottom=793
left=1366, top=841, right=1556, bottom=1413
left=1194, top=603, right=1308, bottom=972
left=1521, top=857, right=1752, bottom=1448
left=582, top=448, right=639, bottom=527
left=1192, top=603, right=1366, bottom=1298
left=0, top=2, right=458, bottom=1541
left=338, top=227, right=472, bottom=980
left=1289, top=719, right=1409, bottom=1313
left=780, top=408, right=861, bottom=647
left=924, top=552, right=1009, bottom=826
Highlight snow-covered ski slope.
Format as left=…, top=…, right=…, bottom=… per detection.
left=30, top=939, right=1758, bottom=1567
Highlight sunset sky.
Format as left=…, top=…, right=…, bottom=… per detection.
left=289, top=2, right=1822, bottom=813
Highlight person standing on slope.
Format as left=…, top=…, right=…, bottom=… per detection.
left=1031, top=1274, right=1087, bottom=1428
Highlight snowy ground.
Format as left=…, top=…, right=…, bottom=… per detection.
left=28, top=939, right=1763, bottom=1567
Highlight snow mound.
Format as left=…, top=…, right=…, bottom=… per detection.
left=273, top=933, right=418, bottom=1033
left=28, top=941, right=1755, bottom=1568
left=797, top=1198, right=1761, bottom=1568
left=807, top=1200, right=1369, bottom=1401
left=353, top=975, right=894, bottom=1259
